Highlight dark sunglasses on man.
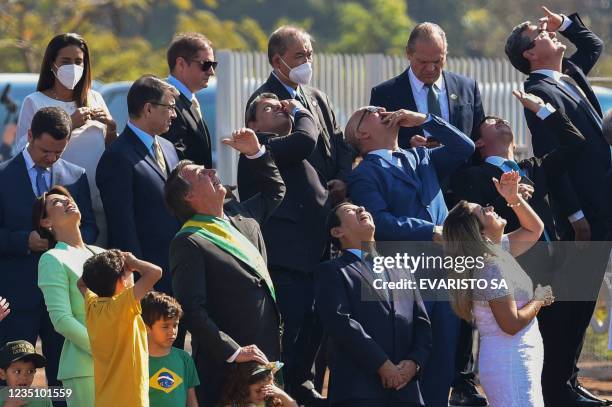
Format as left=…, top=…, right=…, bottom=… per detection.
left=191, top=60, right=218, bottom=71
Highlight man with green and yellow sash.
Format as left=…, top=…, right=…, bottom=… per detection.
left=164, top=127, right=285, bottom=407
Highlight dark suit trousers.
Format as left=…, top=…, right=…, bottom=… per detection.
left=0, top=306, right=66, bottom=407
left=451, top=319, right=477, bottom=388
left=332, top=398, right=422, bottom=407
left=270, top=265, right=322, bottom=393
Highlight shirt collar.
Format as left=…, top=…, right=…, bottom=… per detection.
left=346, top=248, right=364, bottom=259
left=272, top=71, right=298, bottom=98
left=532, top=69, right=563, bottom=82
left=368, top=149, right=395, bottom=161
left=408, top=67, right=445, bottom=93
left=484, top=156, right=509, bottom=168
left=127, top=121, right=155, bottom=151
left=22, top=145, right=51, bottom=171
left=166, top=75, right=194, bottom=101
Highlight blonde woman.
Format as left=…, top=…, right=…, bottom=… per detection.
left=443, top=171, right=554, bottom=407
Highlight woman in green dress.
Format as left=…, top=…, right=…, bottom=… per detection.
left=34, top=185, right=104, bottom=407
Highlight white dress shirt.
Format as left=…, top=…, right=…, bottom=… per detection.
left=408, top=68, right=449, bottom=138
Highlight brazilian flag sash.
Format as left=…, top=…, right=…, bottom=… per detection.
left=177, top=214, right=276, bottom=301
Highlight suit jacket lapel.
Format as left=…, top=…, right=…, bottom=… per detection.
left=346, top=253, right=392, bottom=311
left=564, top=63, right=603, bottom=116
left=178, top=93, right=202, bottom=133
left=267, top=73, right=293, bottom=100
left=443, top=71, right=458, bottom=124
left=396, top=69, right=418, bottom=112
left=14, top=153, right=38, bottom=198
left=125, top=127, right=167, bottom=180
left=540, top=76, right=601, bottom=128
left=365, top=153, right=419, bottom=189
left=51, top=160, right=65, bottom=187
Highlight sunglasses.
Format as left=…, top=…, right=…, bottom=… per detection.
left=484, top=117, right=510, bottom=128
left=191, top=60, right=218, bottom=71
left=356, top=106, right=383, bottom=133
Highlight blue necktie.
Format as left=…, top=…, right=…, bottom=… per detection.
left=35, top=166, right=49, bottom=196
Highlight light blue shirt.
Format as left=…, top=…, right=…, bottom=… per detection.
left=484, top=156, right=526, bottom=176
left=22, top=146, right=51, bottom=195
left=166, top=75, right=194, bottom=102
left=408, top=68, right=449, bottom=138
left=272, top=71, right=298, bottom=98
left=127, top=121, right=156, bottom=154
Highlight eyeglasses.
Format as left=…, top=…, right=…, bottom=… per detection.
left=524, top=28, right=547, bottom=51
left=191, top=60, right=218, bottom=71
left=150, top=102, right=176, bottom=112
left=484, top=117, right=510, bottom=128
left=356, top=106, right=382, bottom=133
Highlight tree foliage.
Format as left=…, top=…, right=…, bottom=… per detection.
left=0, top=0, right=609, bottom=82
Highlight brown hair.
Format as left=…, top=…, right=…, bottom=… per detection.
left=218, top=361, right=280, bottom=407
left=32, top=185, right=75, bottom=249
left=443, top=200, right=497, bottom=321
left=167, top=32, right=212, bottom=71
left=141, top=291, right=183, bottom=327
left=37, top=33, right=92, bottom=108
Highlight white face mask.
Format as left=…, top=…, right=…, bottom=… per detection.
left=280, top=58, right=312, bottom=86
left=53, top=64, right=84, bottom=90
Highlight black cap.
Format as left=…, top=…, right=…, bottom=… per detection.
left=0, top=340, right=47, bottom=369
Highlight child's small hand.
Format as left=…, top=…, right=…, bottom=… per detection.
left=262, top=384, right=297, bottom=405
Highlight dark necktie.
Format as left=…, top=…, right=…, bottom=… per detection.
left=295, top=88, right=308, bottom=108
left=426, top=84, right=442, bottom=117
left=35, top=166, right=48, bottom=196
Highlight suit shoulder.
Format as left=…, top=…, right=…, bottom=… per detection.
left=56, top=159, right=86, bottom=177
left=371, top=72, right=404, bottom=93
left=445, top=70, right=477, bottom=86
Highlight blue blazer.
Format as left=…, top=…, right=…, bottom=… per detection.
left=0, top=152, right=98, bottom=310
left=96, top=126, right=181, bottom=294
left=314, top=251, right=431, bottom=405
left=370, top=69, right=485, bottom=148
left=347, top=116, right=474, bottom=241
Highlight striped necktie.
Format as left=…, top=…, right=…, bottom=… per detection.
left=152, top=138, right=167, bottom=173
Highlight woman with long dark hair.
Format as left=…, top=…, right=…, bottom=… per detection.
left=34, top=185, right=105, bottom=407
left=16, top=33, right=116, bottom=245
left=443, top=171, right=554, bottom=407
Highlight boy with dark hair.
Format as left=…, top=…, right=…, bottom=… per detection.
left=78, top=249, right=162, bottom=407
left=0, top=340, right=52, bottom=406
left=142, top=291, right=199, bottom=407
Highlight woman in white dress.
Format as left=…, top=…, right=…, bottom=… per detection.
left=15, top=33, right=117, bottom=246
left=443, top=171, right=555, bottom=407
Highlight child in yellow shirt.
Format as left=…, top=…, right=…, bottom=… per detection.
left=78, top=249, right=162, bottom=407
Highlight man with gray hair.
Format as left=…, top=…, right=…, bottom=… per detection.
left=506, top=6, right=610, bottom=406
left=246, top=25, right=353, bottom=406
left=370, top=21, right=487, bottom=407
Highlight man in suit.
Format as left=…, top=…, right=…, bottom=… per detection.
left=161, top=32, right=215, bottom=168
left=346, top=107, right=474, bottom=407
left=164, top=128, right=285, bottom=406
left=247, top=25, right=353, bottom=205
left=239, top=93, right=330, bottom=402
left=97, top=75, right=181, bottom=297
left=370, top=23, right=485, bottom=150
left=370, top=26, right=485, bottom=404
left=315, top=202, right=431, bottom=407
left=453, top=91, right=592, bottom=406
left=505, top=7, right=610, bottom=406
left=0, top=107, right=97, bottom=405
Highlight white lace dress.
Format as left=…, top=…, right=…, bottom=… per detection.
left=472, top=240, right=544, bottom=407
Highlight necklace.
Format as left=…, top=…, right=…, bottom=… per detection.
left=46, top=87, right=74, bottom=102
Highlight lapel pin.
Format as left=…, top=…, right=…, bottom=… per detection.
left=311, top=100, right=317, bottom=107
left=450, top=94, right=458, bottom=100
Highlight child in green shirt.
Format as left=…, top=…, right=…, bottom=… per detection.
left=142, top=291, right=199, bottom=407
left=0, top=340, right=53, bottom=407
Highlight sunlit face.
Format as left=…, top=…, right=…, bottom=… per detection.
left=521, top=25, right=565, bottom=64
left=183, top=47, right=215, bottom=92
left=146, top=91, right=177, bottom=135
left=27, top=132, right=69, bottom=168
left=250, top=98, right=291, bottom=135
left=331, top=204, right=375, bottom=244
left=477, top=117, right=514, bottom=156
left=180, top=164, right=226, bottom=208
left=248, top=375, right=273, bottom=403
left=40, top=193, right=80, bottom=231
left=0, top=360, right=37, bottom=387
left=407, top=37, right=446, bottom=85
left=147, top=317, right=179, bottom=349
left=469, top=202, right=507, bottom=237
left=346, top=106, right=386, bottom=152
left=53, top=45, right=85, bottom=75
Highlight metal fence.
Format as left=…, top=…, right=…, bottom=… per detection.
left=215, top=51, right=529, bottom=184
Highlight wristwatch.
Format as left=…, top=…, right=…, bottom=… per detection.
left=409, top=359, right=421, bottom=375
